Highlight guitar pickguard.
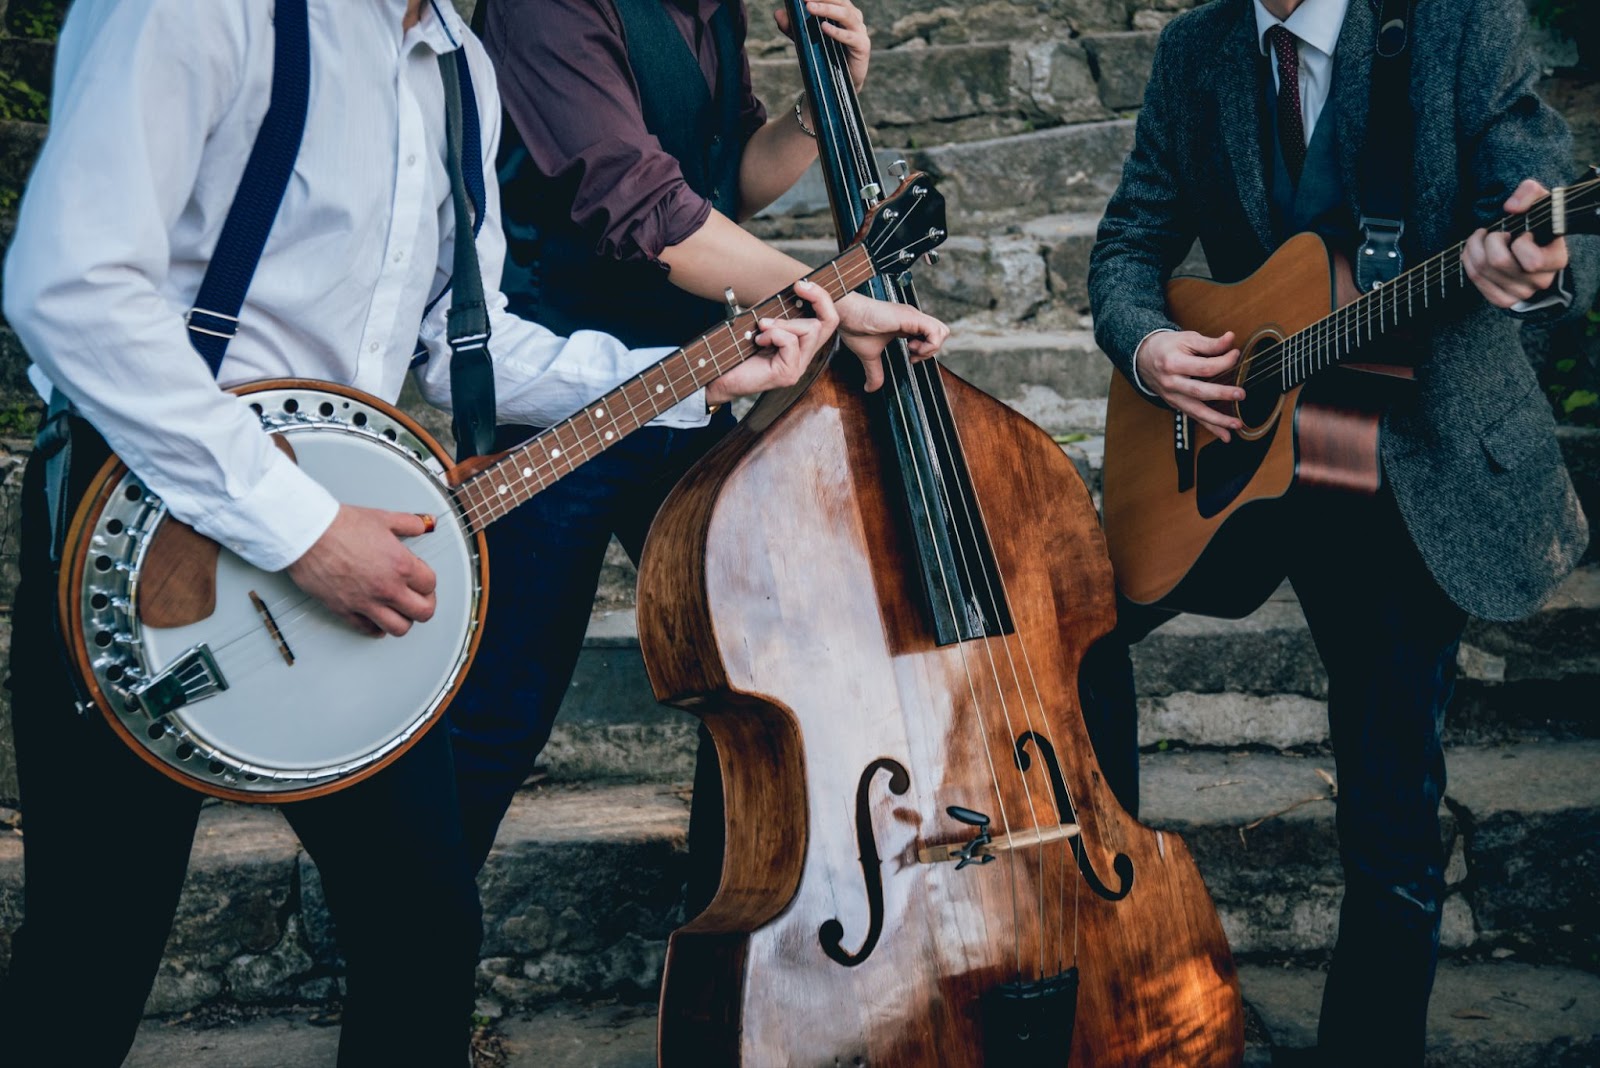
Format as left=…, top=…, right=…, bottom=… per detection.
left=1195, top=416, right=1279, bottom=520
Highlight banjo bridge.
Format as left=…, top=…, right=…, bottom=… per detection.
left=132, top=643, right=229, bottom=719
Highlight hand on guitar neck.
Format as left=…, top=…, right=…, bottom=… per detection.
left=1463, top=178, right=1571, bottom=307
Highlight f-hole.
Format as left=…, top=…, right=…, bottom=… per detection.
left=819, top=757, right=910, bottom=967
left=1014, top=732, right=1133, bottom=902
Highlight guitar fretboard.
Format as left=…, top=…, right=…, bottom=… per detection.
left=1251, top=176, right=1599, bottom=393
left=450, top=246, right=876, bottom=533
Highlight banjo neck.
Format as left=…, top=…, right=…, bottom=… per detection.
left=447, top=246, right=876, bottom=534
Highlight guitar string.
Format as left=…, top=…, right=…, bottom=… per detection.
left=813, top=22, right=1054, bottom=984
left=1244, top=190, right=1579, bottom=388
left=1232, top=181, right=1596, bottom=392
left=806, top=25, right=1028, bottom=984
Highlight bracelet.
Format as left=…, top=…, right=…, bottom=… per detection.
left=792, top=92, right=816, bottom=139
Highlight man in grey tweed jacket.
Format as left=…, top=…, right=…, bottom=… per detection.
left=1085, top=0, right=1597, bottom=1060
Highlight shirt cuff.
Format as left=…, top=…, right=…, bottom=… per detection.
left=1130, top=328, right=1173, bottom=398
left=1508, top=267, right=1574, bottom=317
left=190, top=450, right=341, bottom=573
left=651, top=386, right=715, bottom=429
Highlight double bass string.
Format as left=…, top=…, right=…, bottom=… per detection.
left=812, top=18, right=1036, bottom=984
left=810, top=21, right=1053, bottom=983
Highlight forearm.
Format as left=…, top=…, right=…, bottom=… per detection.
left=658, top=210, right=816, bottom=305
left=737, top=102, right=819, bottom=219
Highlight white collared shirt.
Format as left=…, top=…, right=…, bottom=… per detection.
left=1253, top=0, right=1351, bottom=142
left=3, top=0, right=708, bottom=572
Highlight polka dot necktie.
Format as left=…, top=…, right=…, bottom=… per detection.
left=1267, top=24, right=1307, bottom=184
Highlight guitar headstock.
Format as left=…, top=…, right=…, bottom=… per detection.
left=1538, top=166, right=1600, bottom=241
left=859, top=174, right=948, bottom=274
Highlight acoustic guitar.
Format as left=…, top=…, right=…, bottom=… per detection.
left=1103, top=171, right=1599, bottom=618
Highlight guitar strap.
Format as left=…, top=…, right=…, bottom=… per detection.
left=1355, top=0, right=1415, bottom=292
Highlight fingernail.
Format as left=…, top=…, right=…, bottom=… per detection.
left=759, top=317, right=774, bottom=327
left=795, top=279, right=816, bottom=290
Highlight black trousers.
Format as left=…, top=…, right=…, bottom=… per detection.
left=1079, top=487, right=1466, bottom=1066
left=0, top=427, right=483, bottom=1067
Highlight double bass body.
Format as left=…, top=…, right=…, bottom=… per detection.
left=637, top=360, right=1244, bottom=1064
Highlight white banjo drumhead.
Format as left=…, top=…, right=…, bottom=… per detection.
left=134, top=424, right=477, bottom=775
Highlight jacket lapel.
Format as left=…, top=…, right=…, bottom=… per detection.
left=1211, top=1, right=1274, bottom=250
left=1334, top=0, right=1377, bottom=226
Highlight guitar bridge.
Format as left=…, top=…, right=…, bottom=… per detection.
left=132, top=643, right=229, bottom=719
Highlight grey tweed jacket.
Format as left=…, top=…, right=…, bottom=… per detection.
left=1088, top=0, right=1599, bottom=622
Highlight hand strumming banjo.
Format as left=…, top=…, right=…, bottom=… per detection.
left=60, top=175, right=947, bottom=801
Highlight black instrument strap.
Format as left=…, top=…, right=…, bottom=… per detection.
left=439, top=49, right=497, bottom=461
left=1356, top=0, right=1415, bottom=292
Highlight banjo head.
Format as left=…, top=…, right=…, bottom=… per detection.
left=65, top=383, right=485, bottom=800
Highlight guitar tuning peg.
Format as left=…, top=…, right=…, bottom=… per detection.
left=925, top=249, right=941, bottom=266
left=897, top=270, right=914, bottom=288
left=889, top=159, right=909, bottom=178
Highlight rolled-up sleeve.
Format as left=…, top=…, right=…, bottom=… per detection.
left=482, top=0, right=711, bottom=267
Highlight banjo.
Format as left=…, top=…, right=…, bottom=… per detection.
left=59, top=175, right=946, bottom=802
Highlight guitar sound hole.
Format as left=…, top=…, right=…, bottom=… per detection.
left=1238, top=381, right=1281, bottom=430
left=1236, top=340, right=1286, bottom=430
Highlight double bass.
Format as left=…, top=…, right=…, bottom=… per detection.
left=635, top=5, right=1246, bottom=1062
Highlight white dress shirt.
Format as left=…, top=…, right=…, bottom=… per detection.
left=3, top=0, right=709, bottom=573
left=1253, top=0, right=1351, bottom=142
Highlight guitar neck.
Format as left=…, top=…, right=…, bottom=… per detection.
left=451, top=245, right=876, bottom=533
left=1277, top=182, right=1585, bottom=391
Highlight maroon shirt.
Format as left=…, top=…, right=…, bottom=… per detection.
left=480, top=0, right=768, bottom=268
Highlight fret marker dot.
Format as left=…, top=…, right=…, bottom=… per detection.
left=594, top=408, right=604, bottom=418
left=655, top=385, right=664, bottom=394
left=521, top=467, right=533, bottom=478
left=698, top=358, right=706, bottom=367
left=550, top=448, right=561, bottom=458
left=745, top=331, right=754, bottom=340
left=497, top=484, right=508, bottom=495
left=605, top=431, right=614, bottom=441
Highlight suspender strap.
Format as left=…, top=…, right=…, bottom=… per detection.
left=439, top=49, right=497, bottom=461
left=1356, top=0, right=1414, bottom=291
left=185, top=0, right=312, bottom=373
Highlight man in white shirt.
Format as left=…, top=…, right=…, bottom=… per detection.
left=0, top=1, right=945, bottom=1063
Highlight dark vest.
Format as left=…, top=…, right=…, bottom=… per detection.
left=1263, top=56, right=1355, bottom=253
left=494, top=0, right=746, bottom=349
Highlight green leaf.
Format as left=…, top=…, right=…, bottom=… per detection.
left=1556, top=358, right=1578, bottom=373
left=1562, top=389, right=1599, bottom=415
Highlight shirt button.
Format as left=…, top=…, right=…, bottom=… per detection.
left=369, top=342, right=380, bottom=353
left=406, top=153, right=418, bottom=166
left=393, top=251, right=405, bottom=263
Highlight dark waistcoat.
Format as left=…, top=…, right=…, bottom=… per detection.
left=1264, top=59, right=1356, bottom=253
left=494, top=0, right=745, bottom=348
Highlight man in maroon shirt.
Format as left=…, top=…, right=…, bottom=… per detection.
left=453, top=0, right=936, bottom=910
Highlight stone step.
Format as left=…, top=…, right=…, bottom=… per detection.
left=6, top=738, right=1592, bottom=1022
left=120, top=958, right=1600, bottom=1067
left=750, top=122, right=1135, bottom=238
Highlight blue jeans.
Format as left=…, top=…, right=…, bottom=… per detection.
left=1080, top=488, right=1464, bottom=1065
left=0, top=425, right=482, bottom=1067
left=447, top=413, right=733, bottom=898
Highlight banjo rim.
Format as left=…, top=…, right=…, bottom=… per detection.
left=57, top=378, right=492, bottom=803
